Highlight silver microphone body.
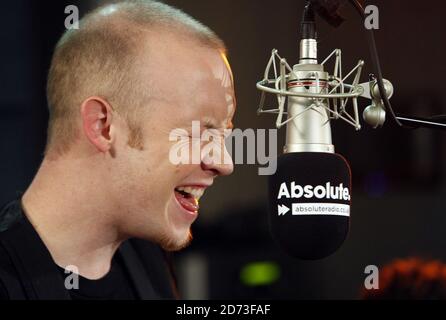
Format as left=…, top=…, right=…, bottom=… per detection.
left=284, top=39, right=334, bottom=154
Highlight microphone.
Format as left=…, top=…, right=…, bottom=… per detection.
left=256, top=1, right=364, bottom=260
left=270, top=3, right=351, bottom=260
left=268, top=153, right=351, bottom=260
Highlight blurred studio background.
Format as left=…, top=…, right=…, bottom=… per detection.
left=1, top=0, right=446, bottom=299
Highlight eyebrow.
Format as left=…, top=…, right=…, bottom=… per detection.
left=203, top=118, right=219, bottom=129
left=203, top=117, right=233, bottom=130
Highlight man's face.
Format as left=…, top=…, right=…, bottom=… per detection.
left=111, top=34, right=235, bottom=250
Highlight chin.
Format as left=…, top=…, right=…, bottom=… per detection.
left=158, top=229, right=193, bottom=252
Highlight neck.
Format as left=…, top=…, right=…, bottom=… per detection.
left=22, top=155, right=124, bottom=280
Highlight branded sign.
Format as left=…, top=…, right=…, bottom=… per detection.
left=276, top=182, right=350, bottom=217
left=277, top=182, right=350, bottom=201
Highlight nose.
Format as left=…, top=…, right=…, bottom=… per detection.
left=201, top=141, right=234, bottom=177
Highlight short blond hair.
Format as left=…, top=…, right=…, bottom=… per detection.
left=46, top=0, right=225, bottom=155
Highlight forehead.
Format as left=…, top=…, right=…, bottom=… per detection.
left=138, top=31, right=235, bottom=126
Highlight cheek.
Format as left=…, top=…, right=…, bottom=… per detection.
left=122, top=148, right=179, bottom=196
left=118, top=135, right=199, bottom=196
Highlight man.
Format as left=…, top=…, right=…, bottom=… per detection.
left=0, top=0, right=235, bottom=299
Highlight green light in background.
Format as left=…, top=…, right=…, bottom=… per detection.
left=240, top=261, right=281, bottom=287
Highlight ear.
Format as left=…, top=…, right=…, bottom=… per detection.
left=80, top=97, right=114, bottom=153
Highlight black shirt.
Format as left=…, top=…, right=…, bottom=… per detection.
left=58, top=253, right=137, bottom=300
left=0, top=200, right=178, bottom=300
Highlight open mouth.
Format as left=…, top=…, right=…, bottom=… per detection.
left=174, top=186, right=205, bottom=214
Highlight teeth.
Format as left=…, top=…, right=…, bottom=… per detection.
left=176, top=186, right=205, bottom=200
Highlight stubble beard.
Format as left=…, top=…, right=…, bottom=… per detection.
left=158, top=229, right=193, bottom=252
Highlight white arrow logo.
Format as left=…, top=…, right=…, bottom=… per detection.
left=277, top=204, right=290, bottom=216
